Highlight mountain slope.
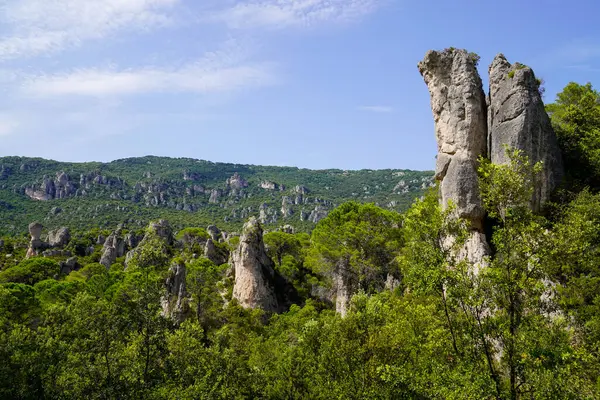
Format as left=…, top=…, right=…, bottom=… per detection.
left=0, top=156, right=433, bottom=235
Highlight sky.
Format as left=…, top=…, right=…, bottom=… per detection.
left=0, top=0, right=599, bottom=171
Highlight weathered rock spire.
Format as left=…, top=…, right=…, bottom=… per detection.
left=418, top=48, right=490, bottom=263
left=488, top=54, right=564, bottom=210
left=231, top=217, right=279, bottom=312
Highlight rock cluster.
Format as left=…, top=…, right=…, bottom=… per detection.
left=419, top=48, right=564, bottom=266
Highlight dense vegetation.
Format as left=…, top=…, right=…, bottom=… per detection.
left=0, top=82, right=599, bottom=399
left=0, top=156, right=433, bottom=236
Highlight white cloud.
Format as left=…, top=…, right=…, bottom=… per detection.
left=22, top=57, right=277, bottom=97
left=214, top=0, right=383, bottom=29
left=0, top=0, right=179, bottom=60
left=358, top=105, right=394, bottom=113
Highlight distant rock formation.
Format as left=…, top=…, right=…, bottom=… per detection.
left=100, top=230, right=126, bottom=268
left=207, top=225, right=221, bottom=242
left=148, top=220, right=174, bottom=245
left=125, top=220, right=173, bottom=268
left=204, top=239, right=228, bottom=265
left=488, top=54, right=564, bottom=210
left=26, top=222, right=47, bottom=258
left=231, top=217, right=279, bottom=312
left=60, top=257, right=80, bottom=275
left=418, top=48, right=491, bottom=264
left=161, top=260, right=190, bottom=323
left=333, top=258, right=354, bottom=317
left=227, top=173, right=249, bottom=190
left=48, top=227, right=71, bottom=247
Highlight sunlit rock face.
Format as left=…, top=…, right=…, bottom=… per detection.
left=418, top=48, right=490, bottom=264
left=231, top=217, right=279, bottom=312
left=488, top=54, right=564, bottom=211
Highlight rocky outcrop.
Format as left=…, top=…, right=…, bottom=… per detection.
left=308, top=206, right=328, bottom=224
left=161, top=260, right=190, bottom=323
left=231, top=217, right=279, bottom=312
left=204, top=239, right=228, bottom=265
left=99, top=230, right=126, bottom=268
left=26, top=222, right=47, bottom=258
left=207, top=225, right=221, bottom=242
left=209, top=189, right=222, bottom=204
left=227, top=173, right=249, bottom=190
left=332, top=258, right=354, bottom=317
left=124, top=232, right=141, bottom=249
left=148, top=220, right=174, bottom=245
left=259, top=203, right=278, bottom=224
left=48, top=227, right=71, bottom=247
left=59, top=257, right=80, bottom=275
left=419, top=48, right=490, bottom=264
left=488, top=54, right=564, bottom=210
left=125, top=220, right=173, bottom=268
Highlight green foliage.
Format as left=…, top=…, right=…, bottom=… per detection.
left=307, top=202, right=403, bottom=293
left=0, top=257, right=60, bottom=285
left=478, top=147, right=543, bottom=222
left=546, top=82, right=600, bottom=190
left=469, top=51, right=480, bottom=66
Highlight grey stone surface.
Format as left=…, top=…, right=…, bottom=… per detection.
left=488, top=54, right=564, bottom=210
left=231, top=217, right=279, bottom=312
left=419, top=48, right=490, bottom=265
left=161, top=260, right=190, bottom=323
left=48, top=227, right=71, bottom=247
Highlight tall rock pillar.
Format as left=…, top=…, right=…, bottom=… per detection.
left=231, top=217, right=279, bottom=313
left=488, top=54, right=564, bottom=210
left=418, top=49, right=490, bottom=264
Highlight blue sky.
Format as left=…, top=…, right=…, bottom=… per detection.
left=0, top=0, right=598, bottom=170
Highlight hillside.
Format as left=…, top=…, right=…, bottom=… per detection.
left=0, top=156, right=433, bottom=235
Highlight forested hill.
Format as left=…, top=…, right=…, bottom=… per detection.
left=0, top=156, right=433, bottom=235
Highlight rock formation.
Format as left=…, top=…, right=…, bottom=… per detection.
left=161, top=260, right=190, bottom=323
left=26, top=222, right=47, bottom=258
left=48, top=227, right=71, bottom=247
left=488, top=54, right=564, bottom=210
left=60, top=257, right=80, bottom=275
left=125, top=220, right=173, bottom=268
left=231, top=217, right=279, bottom=312
left=418, top=48, right=490, bottom=264
left=207, top=225, right=221, bottom=242
left=204, top=239, right=228, bottom=265
left=99, top=230, right=126, bottom=268
left=227, top=173, right=249, bottom=190
left=148, top=220, right=174, bottom=245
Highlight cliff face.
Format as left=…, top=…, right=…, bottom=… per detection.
left=418, top=49, right=490, bottom=263
left=488, top=54, right=564, bottom=210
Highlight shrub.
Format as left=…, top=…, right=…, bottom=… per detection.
left=0, top=257, right=61, bottom=285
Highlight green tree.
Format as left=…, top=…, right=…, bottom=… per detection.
left=307, top=202, right=403, bottom=294
left=478, top=148, right=593, bottom=399
left=546, top=82, right=600, bottom=190
left=0, top=257, right=61, bottom=285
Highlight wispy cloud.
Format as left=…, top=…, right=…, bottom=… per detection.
left=214, top=0, right=383, bottom=29
left=358, top=105, right=394, bottom=113
left=0, top=0, right=179, bottom=60
left=22, top=62, right=277, bottom=98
